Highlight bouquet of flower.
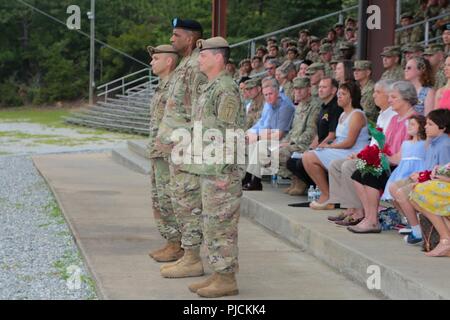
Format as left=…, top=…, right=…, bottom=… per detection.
left=355, top=124, right=391, bottom=178
left=436, top=163, right=450, bottom=178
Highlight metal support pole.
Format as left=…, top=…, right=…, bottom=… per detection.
left=425, top=20, right=430, bottom=45
left=250, top=41, right=256, bottom=58
left=88, top=0, right=95, bottom=106
left=396, top=0, right=401, bottom=25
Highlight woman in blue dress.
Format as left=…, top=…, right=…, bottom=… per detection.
left=382, top=115, right=427, bottom=201
left=303, top=81, right=370, bottom=209
left=404, top=56, right=435, bottom=115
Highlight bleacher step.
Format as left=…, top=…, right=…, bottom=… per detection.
left=111, top=147, right=151, bottom=175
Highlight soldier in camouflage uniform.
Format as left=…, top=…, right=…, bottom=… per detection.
left=401, top=43, right=424, bottom=68
left=380, top=46, right=404, bottom=81
left=306, top=36, right=321, bottom=63
left=395, top=12, right=423, bottom=46
left=319, top=43, right=335, bottom=77
left=353, top=60, right=378, bottom=123
left=423, top=43, right=447, bottom=90
left=306, top=63, right=326, bottom=102
left=155, top=18, right=208, bottom=279
left=243, top=78, right=265, bottom=131
left=146, top=45, right=183, bottom=263
left=275, top=61, right=295, bottom=102
left=182, top=37, right=244, bottom=298
left=297, top=29, right=311, bottom=60
left=279, top=77, right=321, bottom=196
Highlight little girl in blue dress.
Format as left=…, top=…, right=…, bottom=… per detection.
left=381, top=115, right=427, bottom=201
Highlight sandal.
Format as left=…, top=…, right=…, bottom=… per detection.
left=327, top=211, right=348, bottom=222
left=425, top=239, right=450, bottom=257
left=347, top=224, right=382, bottom=234
left=334, top=216, right=364, bottom=226
left=309, top=201, right=335, bottom=210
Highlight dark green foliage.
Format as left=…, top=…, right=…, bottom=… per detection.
left=1, top=0, right=348, bottom=107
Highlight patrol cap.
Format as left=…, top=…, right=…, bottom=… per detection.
left=353, top=60, right=372, bottom=70
left=278, top=61, right=296, bottom=74
left=306, top=62, right=325, bottom=75
left=380, top=45, right=401, bottom=57
left=288, top=40, right=298, bottom=47
left=423, top=43, right=445, bottom=55
left=266, top=36, right=278, bottom=43
left=256, top=45, right=268, bottom=53
left=172, top=18, right=203, bottom=35
left=401, top=43, right=423, bottom=53
left=334, top=23, right=344, bottom=28
left=244, top=77, right=262, bottom=89
left=293, top=77, right=311, bottom=89
left=400, top=12, right=414, bottom=20
left=309, top=36, right=320, bottom=43
left=330, top=58, right=340, bottom=65
left=268, top=44, right=279, bottom=50
left=147, top=44, right=178, bottom=57
left=196, top=37, right=230, bottom=52
left=319, top=43, right=333, bottom=54
left=321, top=38, right=331, bottom=45
left=281, top=37, right=292, bottom=43
left=287, top=47, right=299, bottom=54
left=239, top=58, right=251, bottom=67
left=227, top=58, right=236, bottom=65
left=339, top=41, right=355, bottom=50
left=345, top=17, right=356, bottom=24
left=299, top=29, right=310, bottom=35
left=442, top=23, right=450, bottom=32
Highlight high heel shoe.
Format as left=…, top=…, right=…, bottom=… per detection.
left=425, top=239, right=450, bottom=257
left=309, top=200, right=335, bottom=210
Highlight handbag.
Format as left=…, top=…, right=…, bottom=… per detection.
left=418, top=214, right=440, bottom=252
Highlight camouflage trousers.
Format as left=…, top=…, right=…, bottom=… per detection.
left=277, top=146, right=295, bottom=178
left=169, top=164, right=203, bottom=249
left=200, top=168, right=242, bottom=274
left=150, top=158, right=181, bottom=243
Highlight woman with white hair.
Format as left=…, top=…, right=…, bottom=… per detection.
left=347, top=81, right=418, bottom=233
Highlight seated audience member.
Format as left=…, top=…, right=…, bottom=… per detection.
left=256, top=46, right=268, bottom=58
left=243, top=77, right=296, bottom=191
left=381, top=115, right=427, bottom=201
left=306, top=36, right=321, bottom=63
left=319, top=43, right=334, bottom=77
left=243, top=78, right=265, bottom=131
left=297, top=29, right=311, bottom=60
left=402, top=43, right=424, bottom=65
left=297, top=59, right=313, bottom=78
left=404, top=56, right=435, bottom=115
left=410, top=162, right=450, bottom=257
left=380, top=46, right=404, bottom=81
left=346, top=81, right=420, bottom=233
left=389, top=109, right=450, bottom=244
left=435, top=55, right=450, bottom=109
left=423, top=43, right=446, bottom=90
left=266, top=36, right=277, bottom=49
left=276, top=61, right=296, bottom=103
left=306, top=63, right=326, bottom=100
left=344, top=27, right=357, bottom=45
left=250, top=56, right=265, bottom=76
left=335, top=60, right=355, bottom=85
left=442, top=23, right=450, bottom=54
left=286, top=77, right=342, bottom=194
left=395, top=12, right=423, bottom=46
left=327, top=80, right=397, bottom=225
left=339, top=41, right=356, bottom=61
left=239, top=58, right=252, bottom=78
left=353, top=60, right=378, bottom=123
left=286, top=47, right=300, bottom=63
left=302, top=81, right=370, bottom=209
left=264, top=59, right=281, bottom=77
left=226, top=58, right=239, bottom=80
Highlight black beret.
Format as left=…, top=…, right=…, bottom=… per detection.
left=442, top=23, right=450, bottom=32
left=172, top=18, right=203, bottom=35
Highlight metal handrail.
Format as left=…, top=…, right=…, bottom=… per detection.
left=230, top=5, right=359, bottom=57
left=395, top=12, right=450, bottom=33
left=97, top=68, right=150, bottom=90
left=97, top=68, right=153, bottom=101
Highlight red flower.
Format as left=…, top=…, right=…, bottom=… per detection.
left=418, top=170, right=432, bottom=183
left=357, top=145, right=381, bottom=167
left=381, top=143, right=393, bottom=157
left=376, top=127, right=383, bottom=133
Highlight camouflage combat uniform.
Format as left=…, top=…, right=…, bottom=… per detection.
left=435, top=65, right=447, bottom=90
left=278, top=96, right=321, bottom=178
left=380, top=65, right=404, bottom=81
left=156, top=48, right=207, bottom=250
left=360, top=80, right=378, bottom=123
left=148, top=74, right=181, bottom=243
left=281, top=81, right=295, bottom=103
left=181, top=71, right=244, bottom=274
left=244, top=93, right=264, bottom=131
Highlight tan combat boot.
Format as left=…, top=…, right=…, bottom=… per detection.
left=196, top=272, right=239, bottom=298
left=188, top=273, right=218, bottom=293
left=152, top=241, right=184, bottom=262
left=160, top=248, right=204, bottom=278
left=289, top=177, right=307, bottom=196
left=148, top=242, right=169, bottom=259
left=282, top=179, right=294, bottom=194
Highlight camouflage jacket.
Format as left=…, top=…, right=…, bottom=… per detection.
left=181, top=71, right=245, bottom=176
left=380, top=65, right=404, bottom=81
left=395, top=28, right=423, bottom=46
left=435, top=65, right=447, bottom=90
left=281, top=81, right=295, bottom=103
left=360, top=80, right=379, bottom=123
left=244, top=93, right=264, bottom=131
left=306, top=50, right=321, bottom=63
left=282, top=96, right=321, bottom=153
left=148, top=75, right=174, bottom=159
left=156, top=48, right=207, bottom=153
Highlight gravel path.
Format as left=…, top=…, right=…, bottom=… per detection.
left=0, top=155, right=97, bottom=300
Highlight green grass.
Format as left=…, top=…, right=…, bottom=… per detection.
left=0, top=107, right=71, bottom=127
left=45, top=200, right=65, bottom=225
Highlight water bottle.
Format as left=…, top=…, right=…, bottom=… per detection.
left=314, top=186, right=321, bottom=201
left=308, top=186, right=315, bottom=202
left=271, top=174, right=278, bottom=188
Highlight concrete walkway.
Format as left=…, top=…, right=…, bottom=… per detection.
left=32, top=152, right=377, bottom=300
